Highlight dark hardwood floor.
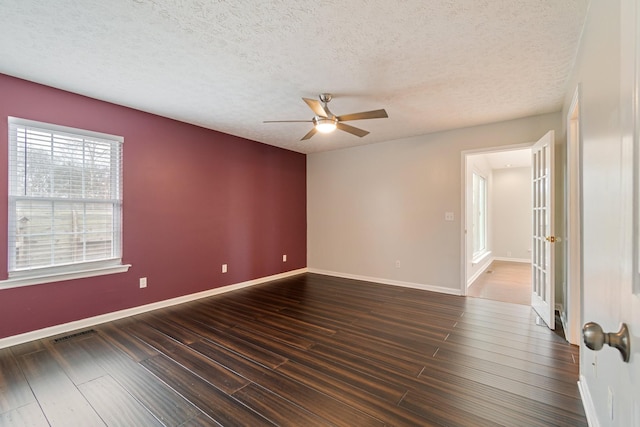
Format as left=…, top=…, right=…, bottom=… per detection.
left=0, top=273, right=586, bottom=426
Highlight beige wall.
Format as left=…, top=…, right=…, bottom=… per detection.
left=307, top=112, right=561, bottom=293
left=491, top=166, right=532, bottom=261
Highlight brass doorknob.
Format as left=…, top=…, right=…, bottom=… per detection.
left=545, top=236, right=556, bottom=242
left=583, top=322, right=630, bottom=362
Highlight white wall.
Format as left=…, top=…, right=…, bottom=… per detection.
left=491, top=166, right=532, bottom=262
left=562, top=0, right=640, bottom=425
left=307, top=112, right=561, bottom=293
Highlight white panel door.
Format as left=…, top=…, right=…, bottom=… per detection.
left=579, top=0, right=639, bottom=424
left=531, top=131, right=555, bottom=329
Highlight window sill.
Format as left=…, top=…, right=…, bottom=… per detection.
left=0, top=263, right=131, bottom=289
left=472, top=250, right=491, bottom=266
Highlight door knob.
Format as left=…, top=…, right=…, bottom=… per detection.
left=582, top=322, right=630, bottom=362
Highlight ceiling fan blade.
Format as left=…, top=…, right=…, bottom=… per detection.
left=303, top=98, right=328, bottom=117
left=263, top=120, right=312, bottom=123
left=336, top=122, right=369, bottom=137
left=336, top=109, right=388, bottom=121
left=301, top=127, right=317, bottom=140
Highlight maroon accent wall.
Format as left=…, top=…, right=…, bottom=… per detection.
left=0, top=74, right=307, bottom=339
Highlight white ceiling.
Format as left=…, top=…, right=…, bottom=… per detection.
left=483, top=148, right=532, bottom=170
left=0, top=0, right=589, bottom=154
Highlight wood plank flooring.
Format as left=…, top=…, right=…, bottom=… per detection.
left=467, top=260, right=532, bottom=305
left=0, top=273, right=586, bottom=426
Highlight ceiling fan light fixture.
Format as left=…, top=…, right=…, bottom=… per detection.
left=313, top=116, right=337, bottom=133
left=264, top=94, right=387, bottom=140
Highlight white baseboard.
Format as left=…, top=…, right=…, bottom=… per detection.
left=578, top=376, right=600, bottom=427
left=0, top=268, right=307, bottom=349
left=557, top=304, right=571, bottom=343
left=308, top=268, right=462, bottom=296
left=492, top=256, right=531, bottom=263
left=466, top=257, right=493, bottom=287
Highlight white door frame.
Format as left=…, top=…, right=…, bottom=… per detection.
left=460, top=143, right=534, bottom=296
left=564, top=87, right=582, bottom=345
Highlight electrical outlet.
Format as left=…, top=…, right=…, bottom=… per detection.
left=139, top=277, right=147, bottom=288
left=283, top=254, right=287, bottom=262
left=445, top=212, right=454, bottom=221
left=395, top=260, right=401, bottom=268
left=222, top=264, right=227, bottom=273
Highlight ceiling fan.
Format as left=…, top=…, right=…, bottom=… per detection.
left=264, top=93, right=388, bottom=141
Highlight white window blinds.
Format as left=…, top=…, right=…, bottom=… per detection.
left=7, top=117, right=123, bottom=275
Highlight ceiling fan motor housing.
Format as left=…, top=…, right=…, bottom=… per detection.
left=319, top=93, right=333, bottom=104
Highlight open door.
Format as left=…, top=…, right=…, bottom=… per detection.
left=531, top=131, right=555, bottom=329
left=577, top=0, right=640, bottom=423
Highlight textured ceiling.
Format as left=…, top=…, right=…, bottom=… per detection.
left=0, top=0, right=589, bottom=154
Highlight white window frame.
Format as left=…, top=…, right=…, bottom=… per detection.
left=472, top=171, right=488, bottom=258
left=2, top=117, right=130, bottom=289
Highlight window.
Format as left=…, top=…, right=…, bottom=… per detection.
left=6, top=117, right=127, bottom=286
left=472, top=172, right=487, bottom=255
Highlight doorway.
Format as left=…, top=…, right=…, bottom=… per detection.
left=462, top=146, right=533, bottom=305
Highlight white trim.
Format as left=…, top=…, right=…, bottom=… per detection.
left=565, top=84, right=583, bottom=345
left=0, top=263, right=131, bottom=289
left=634, top=0, right=640, bottom=295
left=7, top=116, right=124, bottom=277
left=492, top=256, right=531, bottom=263
left=461, top=142, right=535, bottom=157
left=466, top=255, right=493, bottom=287
left=308, top=268, right=462, bottom=296
left=460, top=150, right=468, bottom=295
left=8, top=116, right=123, bottom=142
left=471, top=171, right=489, bottom=256
left=471, top=249, right=492, bottom=265
left=578, top=376, right=600, bottom=427
left=558, top=304, right=571, bottom=342
left=460, top=142, right=536, bottom=295
left=0, top=268, right=307, bottom=349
